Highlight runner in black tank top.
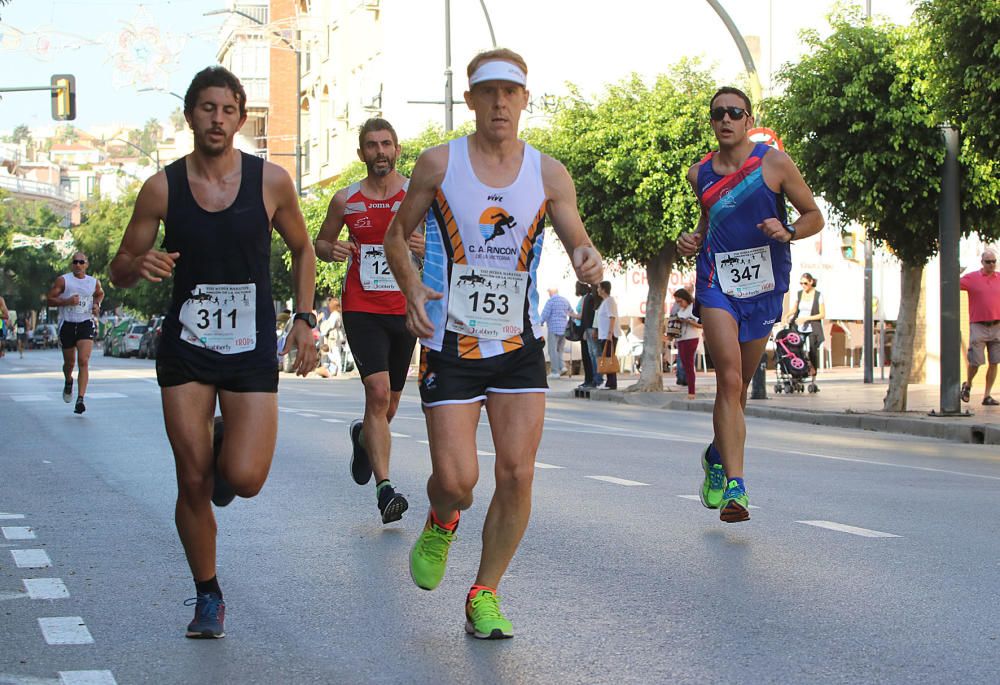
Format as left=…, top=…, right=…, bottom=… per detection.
left=109, top=66, right=317, bottom=639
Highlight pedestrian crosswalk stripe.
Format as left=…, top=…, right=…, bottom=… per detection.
left=59, top=671, right=118, bottom=685
left=38, top=617, right=94, bottom=645
left=0, top=513, right=25, bottom=520
left=24, top=578, right=70, bottom=600
left=11, top=549, right=51, bottom=568
left=2, top=526, right=36, bottom=540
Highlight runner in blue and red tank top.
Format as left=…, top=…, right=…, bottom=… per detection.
left=316, top=117, right=425, bottom=525
left=678, top=87, right=824, bottom=523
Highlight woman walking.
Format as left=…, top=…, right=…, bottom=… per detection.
left=672, top=288, right=702, bottom=399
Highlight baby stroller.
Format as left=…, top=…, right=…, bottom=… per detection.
left=772, top=324, right=818, bottom=394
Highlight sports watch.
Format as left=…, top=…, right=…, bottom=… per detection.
left=783, top=223, right=796, bottom=239
left=293, top=312, right=317, bottom=328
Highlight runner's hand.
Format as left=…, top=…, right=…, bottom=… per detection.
left=572, top=245, right=603, bottom=284
left=330, top=240, right=356, bottom=261
left=66, top=294, right=81, bottom=306
left=285, top=320, right=318, bottom=377
left=136, top=250, right=180, bottom=283
left=403, top=283, right=443, bottom=339
left=407, top=231, right=426, bottom=259
left=677, top=232, right=703, bottom=256
left=757, top=218, right=792, bottom=243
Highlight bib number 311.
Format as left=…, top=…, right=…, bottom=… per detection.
left=178, top=283, right=257, bottom=354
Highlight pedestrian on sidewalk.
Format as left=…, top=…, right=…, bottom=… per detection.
left=672, top=288, right=702, bottom=399
left=0, top=294, right=8, bottom=359
left=788, top=272, right=825, bottom=376
left=596, top=280, right=621, bottom=389
left=677, top=85, right=824, bottom=522
left=541, top=287, right=572, bottom=378
left=960, top=248, right=1000, bottom=406
left=574, top=282, right=598, bottom=388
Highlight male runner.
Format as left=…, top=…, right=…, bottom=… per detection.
left=385, top=48, right=603, bottom=639
left=46, top=252, right=103, bottom=414
left=110, top=66, right=317, bottom=639
left=315, top=117, right=424, bottom=524
left=678, top=87, right=823, bottom=522
left=0, top=294, right=8, bottom=358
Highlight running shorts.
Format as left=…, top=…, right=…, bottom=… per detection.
left=418, top=337, right=547, bottom=407
left=156, top=355, right=278, bottom=393
left=695, top=289, right=784, bottom=343
left=342, top=311, right=416, bottom=391
left=59, top=320, right=96, bottom=349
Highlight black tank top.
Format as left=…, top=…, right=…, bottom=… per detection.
left=159, top=152, right=277, bottom=368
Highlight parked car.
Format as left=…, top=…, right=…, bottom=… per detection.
left=103, top=319, right=133, bottom=357
left=137, top=317, right=164, bottom=359
left=118, top=323, right=148, bottom=357
left=31, top=324, right=59, bottom=349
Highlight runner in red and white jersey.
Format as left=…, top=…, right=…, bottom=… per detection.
left=315, top=117, right=425, bottom=524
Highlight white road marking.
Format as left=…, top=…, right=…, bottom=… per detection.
left=321, top=418, right=344, bottom=424
left=12, top=549, right=51, bottom=568
left=38, top=617, right=94, bottom=645
left=3, top=527, right=36, bottom=540
left=81, top=393, right=127, bottom=400
left=676, top=494, right=760, bottom=509
left=24, top=578, right=70, bottom=599
left=60, top=672, right=117, bottom=685
left=796, top=520, right=901, bottom=538
left=10, top=394, right=50, bottom=402
left=418, top=440, right=429, bottom=445
left=772, top=448, right=1000, bottom=482
left=477, top=450, right=494, bottom=456
left=534, top=462, right=564, bottom=469
left=391, top=432, right=409, bottom=438
left=0, top=672, right=59, bottom=684
left=297, top=413, right=319, bottom=418
left=42, top=460, right=52, bottom=464
left=0, top=590, right=27, bottom=601
left=0, top=513, right=25, bottom=520
left=586, top=475, right=649, bottom=486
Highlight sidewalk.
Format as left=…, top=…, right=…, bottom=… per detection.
left=553, top=365, right=1000, bottom=445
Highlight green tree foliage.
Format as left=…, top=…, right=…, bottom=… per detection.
left=0, top=192, right=65, bottom=312
left=769, top=9, right=1000, bottom=410
left=530, top=63, right=718, bottom=389
left=11, top=124, right=31, bottom=144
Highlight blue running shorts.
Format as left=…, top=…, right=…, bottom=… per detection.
left=695, top=289, right=784, bottom=343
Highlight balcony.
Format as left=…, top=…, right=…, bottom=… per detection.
left=0, top=175, right=76, bottom=205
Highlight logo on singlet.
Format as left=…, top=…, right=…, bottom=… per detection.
left=354, top=216, right=373, bottom=229
left=369, top=202, right=391, bottom=209
left=487, top=194, right=504, bottom=202
left=478, top=207, right=517, bottom=243
left=719, top=189, right=736, bottom=209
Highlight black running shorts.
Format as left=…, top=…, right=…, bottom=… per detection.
left=155, top=355, right=278, bottom=393
left=59, top=320, right=96, bottom=349
left=342, top=311, right=416, bottom=391
left=418, top=337, right=548, bottom=407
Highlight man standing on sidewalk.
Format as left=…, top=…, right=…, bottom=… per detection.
left=315, top=117, right=424, bottom=524
left=677, top=86, right=823, bottom=522
left=540, top=286, right=572, bottom=378
left=960, top=248, right=1000, bottom=406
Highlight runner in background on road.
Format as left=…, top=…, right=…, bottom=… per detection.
left=0, top=294, right=8, bottom=358
left=45, top=252, right=104, bottom=414
left=315, top=117, right=425, bottom=524
left=385, top=48, right=603, bottom=639
left=677, top=86, right=823, bottom=522
left=110, top=66, right=317, bottom=639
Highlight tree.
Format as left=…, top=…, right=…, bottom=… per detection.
left=530, top=62, right=718, bottom=391
left=769, top=9, right=1000, bottom=411
left=0, top=192, right=65, bottom=313
left=169, top=108, right=186, bottom=134
left=11, top=124, right=31, bottom=145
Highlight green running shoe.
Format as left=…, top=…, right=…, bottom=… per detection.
left=465, top=589, right=513, bottom=639
left=409, top=515, right=457, bottom=591
left=719, top=479, right=750, bottom=523
left=699, top=446, right=726, bottom=510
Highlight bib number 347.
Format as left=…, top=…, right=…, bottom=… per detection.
left=714, top=246, right=775, bottom=299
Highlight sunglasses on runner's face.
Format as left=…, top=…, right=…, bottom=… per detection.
left=710, top=106, right=748, bottom=122
left=985, top=260, right=997, bottom=264
left=72, top=259, right=87, bottom=264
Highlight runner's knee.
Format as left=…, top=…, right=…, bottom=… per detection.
left=716, top=366, right=744, bottom=397
left=364, top=381, right=392, bottom=415
left=494, top=460, right=534, bottom=491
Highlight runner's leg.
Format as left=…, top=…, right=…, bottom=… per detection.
left=700, top=308, right=747, bottom=479
left=361, top=371, right=394, bottom=483
left=424, top=403, right=482, bottom=522
left=475, top=392, right=544, bottom=589
left=76, top=339, right=93, bottom=398
left=216, top=390, right=278, bottom=497
left=61, top=346, right=76, bottom=385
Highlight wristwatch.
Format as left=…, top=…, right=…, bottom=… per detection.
left=784, top=223, right=796, bottom=239
left=293, top=312, right=317, bottom=328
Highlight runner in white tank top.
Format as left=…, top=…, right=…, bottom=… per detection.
left=384, top=49, right=604, bottom=640
left=45, top=252, right=104, bottom=413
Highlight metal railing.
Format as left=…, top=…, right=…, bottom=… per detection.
left=0, top=175, right=76, bottom=204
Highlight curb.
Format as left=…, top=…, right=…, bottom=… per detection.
left=572, top=387, right=1000, bottom=445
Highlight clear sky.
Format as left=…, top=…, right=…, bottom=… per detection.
left=0, top=0, right=917, bottom=135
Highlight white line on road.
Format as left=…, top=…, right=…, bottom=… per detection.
left=586, top=475, right=649, bottom=486
left=321, top=418, right=344, bottom=424
left=60, top=672, right=118, bottom=685
left=0, top=672, right=59, bottom=684
left=38, top=617, right=94, bottom=645
left=297, top=413, right=319, bottom=418
left=0, top=513, right=25, bottom=520
left=796, top=520, right=901, bottom=538
left=81, top=393, right=127, bottom=400
left=10, top=394, right=50, bottom=402
left=3, top=526, right=36, bottom=540
left=477, top=450, right=494, bottom=456
left=534, top=462, right=564, bottom=469
left=0, top=590, right=27, bottom=601
left=11, top=549, right=51, bottom=568
left=391, top=432, right=410, bottom=438
left=417, top=440, right=429, bottom=445
left=24, top=578, right=70, bottom=599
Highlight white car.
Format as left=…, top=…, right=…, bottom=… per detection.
left=120, top=323, right=148, bottom=357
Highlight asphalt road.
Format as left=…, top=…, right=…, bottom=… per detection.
left=2, top=349, right=998, bottom=684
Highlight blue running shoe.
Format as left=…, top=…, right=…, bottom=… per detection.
left=184, top=592, right=226, bottom=638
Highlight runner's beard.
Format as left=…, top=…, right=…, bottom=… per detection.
left=195, top=130, right=231, bottom=157
left=367, top=156, right=395, bottom=178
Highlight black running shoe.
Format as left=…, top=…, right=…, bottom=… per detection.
left=349, top=419, right=373, bottom=485
left=63, top=381, right=73, bottom=403
left=211, top=417, right=236, bottom=507
left=378, top=484, right=408, bottom=524
left=73, top=397, right=85, bottom=414
left=184, top=592, right=226, bottom=638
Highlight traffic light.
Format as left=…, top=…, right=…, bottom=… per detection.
left=840, top=229, right=857, bottom=261
left=50, top=74, right=76, bottom=121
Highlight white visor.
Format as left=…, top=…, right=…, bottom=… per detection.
left=469, top=60, right=527, bottom=88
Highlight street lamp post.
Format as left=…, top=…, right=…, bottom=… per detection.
left=106, top=137, right=160, bottom=171
left=204, top=8, right=302, bottom=196
left=863, top=0, right=875, bottom=383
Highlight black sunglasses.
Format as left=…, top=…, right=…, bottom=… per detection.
left=985, top=259, right=997, bottom=264
left=72, top=259, right=87, bottom=265
left=710, top=106, right=748, bottom=122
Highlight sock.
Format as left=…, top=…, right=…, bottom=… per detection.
left=195, top=576, right=222, bottom=598
left=430, top=509, right=459, bottom=532
left=376, top=479, right=392, bottom=495
left=468, top=584, right=496, bottom=602
left=706, top=442, right=723, bottom=467
left=728, top=477, right=746, bottom=492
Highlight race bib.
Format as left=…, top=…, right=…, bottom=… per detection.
left=714, top=246, right=775, bottom=299
left=178, top=283, right=256, bottom=355
left=446, top=264, right=527, bottom=340
left=358, top=244, right=399, bottom=291
left=72, top=295, right=92, bottom=315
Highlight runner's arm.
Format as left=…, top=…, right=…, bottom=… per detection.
left=541, top=154, right=603, bottom=285
left=762, top=151, right=824, bottom=242
left=45, top=276, right=70, bottom=306
left=677, top=164, right=707, bottom=257
left=315, top=189, right=355, bottom=262
left=110, top=172, right=175, bottom=288
left=92, top=280, right=105, bottom=315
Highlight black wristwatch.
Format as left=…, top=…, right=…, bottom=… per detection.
left=293, top=312, right=317, bottom=328
left=784, top=222, right=796, bottom=239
